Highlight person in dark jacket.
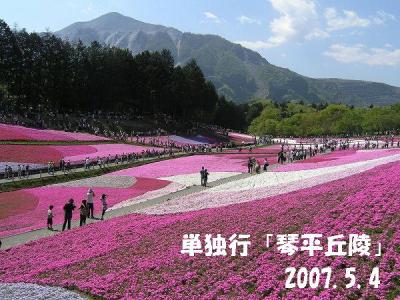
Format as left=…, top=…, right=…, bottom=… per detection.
left=79, top=200, right=88, bottom=226
left=62, top=199, right=76, bottom=231
left=263, top=158, right=269, bottom=171
left=203, top=169, right=209, bottom=187
left=200, top=167, right=205, bottom=186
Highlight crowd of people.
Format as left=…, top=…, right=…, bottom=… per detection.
left=0, top=104, right=195, bottom=142
left=3, top=164, right=30, bottom=179
left=247, top=157, right=269, bottom=174
left=2, top=149, right=177, bottom=180
left=47, top=188, right=108, bottom=232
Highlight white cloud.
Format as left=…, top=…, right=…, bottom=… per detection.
left=324, top=8, right=396, bottom=31
left=236, top=2, right=396, bottom=51
left=372, top=10, right=397, bottom=25
left=237, top=15, right=261, bottom=25
left=324, top=44, right=400, bottom=66
left=203, top=11, right=222, bottom=24
left=305, top=28, right=330, bottom=40
left=325, top=7, right=370, bottom=31
left=237, top=0, right=327, bottom=50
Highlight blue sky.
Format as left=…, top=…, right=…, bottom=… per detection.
left=2, top=0, right=399, bottom=86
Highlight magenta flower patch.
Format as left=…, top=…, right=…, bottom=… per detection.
left=0, top=123, right=110, bottom=141
left=0, top=144, right=162, bottom=165
left=0, top=177, right=170, bottom=237
left=0, top=161, right=398, bottom=299
left=275, top=149, right=400, bottom=171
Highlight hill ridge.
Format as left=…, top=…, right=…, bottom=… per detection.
left=56, top=12, right=400, bottom=106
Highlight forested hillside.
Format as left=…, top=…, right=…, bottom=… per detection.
left=0, top=19, right=247, bottom=130
left=249, top=100, right=400, bottom=136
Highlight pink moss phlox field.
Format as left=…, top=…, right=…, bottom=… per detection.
left=139, top=135, right=217, bottom=146
left=0, top=145, right=69, bottom=164
left=0, top=144, right=162, bottom=165
left=0, top=161, right=399, bottom=299
left=0, top=123, right=110, bottom=141
left=225, top=144, right=282, bottom=153
left=275, top=149, right=400, bottom=171
left=57, top=144, right=163, bottom=163
left=228, top=132, right=255, bottom=144
left=0, top=153, right=256, bottom=237
left=169, top=135, right=217, bottom=145
left=112, top=154, right=248, bottom=178
left=0, top=177, right=170, bottom=237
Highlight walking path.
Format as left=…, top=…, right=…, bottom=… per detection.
left=0, top=154, right=185, bottom=185
left=0, top=172, right=253, bottom=249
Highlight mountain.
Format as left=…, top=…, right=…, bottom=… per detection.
left=56, top=12, right=400, bottom=106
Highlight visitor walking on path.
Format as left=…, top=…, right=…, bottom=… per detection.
left=87, top=188, right=95, bottom=218
left=200, top=167, right=205, bottom=186
left=62, top=199, right=76, bottom=231
left=79, top=200, right=88, bottom=226
left=203, top=169, right=209, bottom=187
left=100, top=194, right=108, bottom=220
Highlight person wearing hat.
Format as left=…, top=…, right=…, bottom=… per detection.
left=62, top=199, right=76, bottom=231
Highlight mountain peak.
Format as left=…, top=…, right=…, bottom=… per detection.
left=90, top=12, right=142, bottom=25
left=100, top=11, right=125, bottom=18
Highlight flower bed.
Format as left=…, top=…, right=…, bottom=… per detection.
left=275, top=149, right=400, bottom=171
left=0, top=190, right=39, bottom=220
left=228, top=132, right=255, bottom=144
left=139, top=151, right=400, bottom=215
left=140, top=135, right=217, bottom=146
left=0, top=153, right=255, bottom=237
left=0, top=145, right=95, bottom=165
left=0, top=283, right=86, bottom=300
left=0, top=144, right=162, bottom=165
left=169, top=135, right=217, bottom=145
left=56, top=144, right=163, bottom=163
left=0, top=123, right=110, bottom=141
left=224, top=144, right=281, bottom=153
left=0, top=177, right=170, bottom=237
left=113, top=154, right=249, bottom=178
left=0, top=160, right=398, bottom=299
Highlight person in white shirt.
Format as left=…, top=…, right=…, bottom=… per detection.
left=47, top=205, right=54, bottom=230
left=87, top=188, right=95, bottom=218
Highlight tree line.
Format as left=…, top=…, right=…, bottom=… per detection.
left=249, top=100, right=400, bottom=136
left=0, top=19, right=247, bottom=130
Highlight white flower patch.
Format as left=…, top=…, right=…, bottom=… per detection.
left=160, top=172, right=241, bottom=186
left=109, top=182, right=185, bottom=210
left=52, top=175, right=136, bottom=188
left=0, top=283, right=87, bottom=300
left=138, top=153, right=400, bottom=214
left=109, top=172, right=240, bottom=210
left=210, top=154, right=400, bottom=193
left=49, top=171, right=240, bottom=211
